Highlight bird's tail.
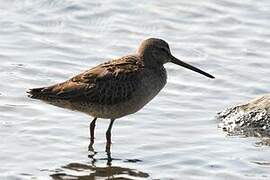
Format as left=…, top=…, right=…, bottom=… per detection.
left=27, top=87, right=51, bottom=100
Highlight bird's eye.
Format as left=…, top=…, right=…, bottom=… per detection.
left=160, top=48, right=168, bottom=54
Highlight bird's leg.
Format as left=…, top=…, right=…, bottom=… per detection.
left=88, top=117, right=97, bottom=151
left=89, top=117, right=97, bottom=143
left=106, top=119, right=115, bottom=151
left=106, top=149, right=112, bottom=166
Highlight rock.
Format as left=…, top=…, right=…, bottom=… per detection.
left=217, top=94, right=270, bottom=137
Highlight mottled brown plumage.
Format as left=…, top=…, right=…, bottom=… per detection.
left=31, top=55, right=143, bottom=105
left=28, top=38, right=214, bottom=149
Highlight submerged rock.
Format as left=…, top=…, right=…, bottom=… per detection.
left=217, top=94, right=270, bottom=137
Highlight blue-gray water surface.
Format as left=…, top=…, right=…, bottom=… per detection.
left=1, top=0, right=270, bottom=179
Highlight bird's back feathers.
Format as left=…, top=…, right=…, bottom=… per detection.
left=28, top=55, right=145, bottom=105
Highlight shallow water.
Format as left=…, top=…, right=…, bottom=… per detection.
left=1, top=0, right=270, bottom=179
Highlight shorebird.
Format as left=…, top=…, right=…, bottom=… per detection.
left=28, top=38, right=214, bottom=149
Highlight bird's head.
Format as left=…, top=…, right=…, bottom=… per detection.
left=137, top=38, right=214, bottom=79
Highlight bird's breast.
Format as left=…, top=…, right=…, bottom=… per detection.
left=138, top=67, right=167, bottom=103
left=101, top=66, right=167, bottom=118
left=64, top=67, right=167, bottom=119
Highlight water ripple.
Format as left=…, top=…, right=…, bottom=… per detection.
left=1, top=0, right=270, bottom=179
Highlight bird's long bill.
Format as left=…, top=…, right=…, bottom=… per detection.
left=171, top=56, right=215, bottom=79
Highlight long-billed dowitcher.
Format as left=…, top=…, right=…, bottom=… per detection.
left=28, top=38, right=214, bottom=149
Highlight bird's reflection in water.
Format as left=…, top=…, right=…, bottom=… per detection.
left=50, top=144, right=149, bottom=180
left=88, top=141, right=115, bottom=166
left=88, top=138, right=113, bottom=165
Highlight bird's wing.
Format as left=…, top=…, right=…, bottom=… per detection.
left=29, top=55, right=144, bottom=105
